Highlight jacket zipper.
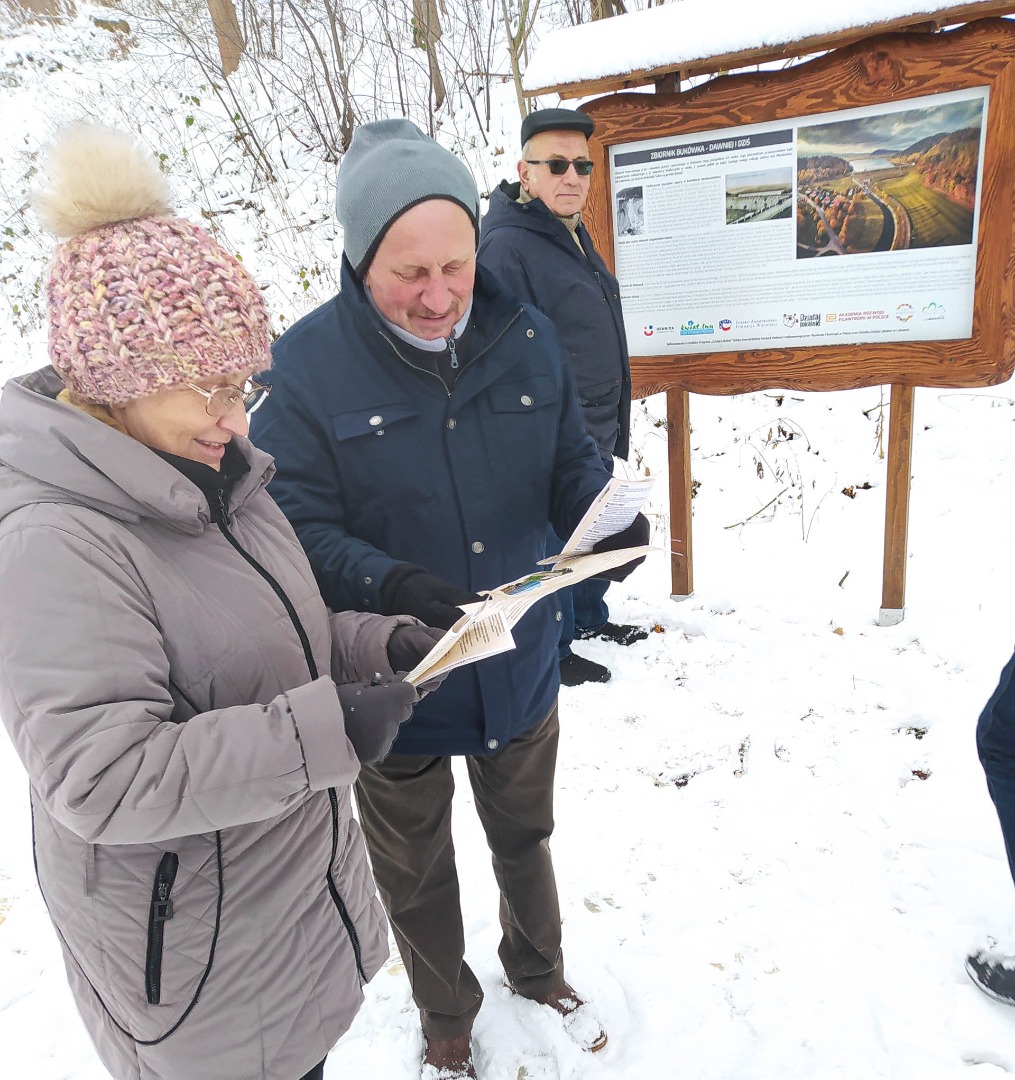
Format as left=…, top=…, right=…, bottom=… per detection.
left=592, top=267, right=628, bottom=356
left=145, top=851, right=179, bottom=1005
left=377, top=330, right=453, bottom=396
left=215, top=492, right=318, bottom=679
left=376, top=308, right=522, bottom=397
left=214, top=493, right=366, bottom=980
left=326, top=789, right=365, bottom=981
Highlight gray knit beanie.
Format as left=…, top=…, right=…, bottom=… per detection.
left=336, top=118, right=481, bottom=276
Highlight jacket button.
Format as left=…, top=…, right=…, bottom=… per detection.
left=487, top=739, right=499, bottom=750
left=375, top=429, right=385, bottom=436
left=520, top=395, right=533, bottom=407
left=447, top=418, right=457, bottom=429
left=369, top=415, right=383, bottom=426
left=364, top=576, right=372, bottom=585
left=526, top=329, right=534, bottom=338
left=555, top=610, right=563, bottom=622
left=471, top=541, right=485, bottom=553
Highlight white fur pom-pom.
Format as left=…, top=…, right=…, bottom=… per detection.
left=32, top=123, right=173, bottom=238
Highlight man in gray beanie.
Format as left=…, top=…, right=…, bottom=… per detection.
left=251, top=118, right=647, bottom=1077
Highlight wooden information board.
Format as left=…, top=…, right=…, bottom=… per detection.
left=577, top=19, right=1015, bottom=620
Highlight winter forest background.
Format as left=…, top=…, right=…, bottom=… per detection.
left=4, top=2, right=1015, bottom=1078
left=0, top=0, right=642, bottom=356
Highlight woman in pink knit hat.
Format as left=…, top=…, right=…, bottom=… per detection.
left=0, top=125, right=444, bottom=1080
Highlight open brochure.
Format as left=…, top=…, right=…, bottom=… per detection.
left=403, top=477, right=656, bottom=687
left=540, top=476, right=655, bottom=561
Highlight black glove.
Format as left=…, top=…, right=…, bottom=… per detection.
left=336, top=675, right=419, bottom=765
left=591, top=512, right=651, bottom=582
left=386, top=623, right=450, bottom=696
left=380, top=564, right=482, bottom=631
left=386, top=623, right=444, bottom=671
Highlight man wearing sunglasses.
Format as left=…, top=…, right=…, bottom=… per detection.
left=478, top=108, right=644, bottom=689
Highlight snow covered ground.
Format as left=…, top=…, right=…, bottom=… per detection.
left=3, top=3, right=1015, bottom=1077
left=3, top=380, right=1015, bottom=1079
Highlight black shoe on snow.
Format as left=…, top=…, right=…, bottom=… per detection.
left=576, top=621, right=649, bottom=647
left=559, top=653, right=612, bottom=687
left=966, top=949, right=1015, bottom=1005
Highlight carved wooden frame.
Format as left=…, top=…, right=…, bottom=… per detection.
left=581, top=18, right=1015, bottom=395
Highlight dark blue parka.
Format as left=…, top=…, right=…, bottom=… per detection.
left=249, top=261, right=610, bottom=757
left=478, top=180, right=632, bottom=461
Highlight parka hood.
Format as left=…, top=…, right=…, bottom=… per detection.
left=484, top=179, right=580, bottom=241
left=0, top=366, right=275, bottom=535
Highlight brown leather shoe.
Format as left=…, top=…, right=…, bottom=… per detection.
left=421, top=1033, right=478, bottom=1079
left=512, top=981, right=608, bottom=1053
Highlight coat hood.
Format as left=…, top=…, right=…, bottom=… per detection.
left=0, top=366, right=275, bottom=535
left=483, top=179, right=577, bottom=242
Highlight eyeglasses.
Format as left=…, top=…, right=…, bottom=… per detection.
left=524, top=158, right=594, bottom=177
left=185, top=380, right=269, bottom=417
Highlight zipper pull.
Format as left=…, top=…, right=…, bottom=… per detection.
left=216, top=490, right=230, bottom=527
left=447, top=330, right=459, bottom=370
left=153, top=879, right=174, bottom=924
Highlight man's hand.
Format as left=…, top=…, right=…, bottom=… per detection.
left=336, top=675, right=419, bottom=765
left=591, top=512, right=650, bottom=582
left=381, top=564, right=482, bottom=631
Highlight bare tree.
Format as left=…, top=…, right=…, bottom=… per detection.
left=206, top=0, right=244, bottom=75
left=500, top=0, right=541, bottom=123
left=412, top=0, right=446, bottom=110
left=590, top=0, right=626, bottom=16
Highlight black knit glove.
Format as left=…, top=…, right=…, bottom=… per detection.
left=336, top=676, right=419, bottom=765
left=386, top=623, right=450, bottom=696
left=592, top=512, right=651, bottom=582
left=380, top=564, right=482, bottom=631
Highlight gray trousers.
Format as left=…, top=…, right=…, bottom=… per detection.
left=355, top=705, right=565, bottom=1039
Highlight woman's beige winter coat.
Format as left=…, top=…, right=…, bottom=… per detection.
left=0, top=368, right=404, bottom=1080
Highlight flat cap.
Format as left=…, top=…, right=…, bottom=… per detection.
left=520, top=108, right=594, bottom=147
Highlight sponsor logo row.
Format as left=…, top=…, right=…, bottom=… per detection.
left=642, top=302, right=945, bottom=337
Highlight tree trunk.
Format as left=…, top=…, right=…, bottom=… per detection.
left=207, top=0, right=245, bottom=77
left=590, top=0, right=627, bottom=19
left=413, top=0, right=446, bottom=110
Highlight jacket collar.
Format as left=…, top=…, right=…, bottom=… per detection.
left=337, top=257, right=530, bottom=408
left=487, top=179, right=589, bottom=252
left=0, top=368, right=274, bottom=534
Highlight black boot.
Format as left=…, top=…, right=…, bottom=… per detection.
left=575, top=621, right=649, bottom=646
left=966, top=949, right=1015, bottom=1005
left=559, top=652, right=611, bottom=686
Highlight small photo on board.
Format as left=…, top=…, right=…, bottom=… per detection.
left=616, top=185, right=644, bottom=236
left=725, top=168, right=793, bottom=225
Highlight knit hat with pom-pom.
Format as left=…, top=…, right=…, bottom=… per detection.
left=33, top=124, right=271, bottom=405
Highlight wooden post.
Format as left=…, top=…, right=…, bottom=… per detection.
left=654, top=74, right=693, bottom=600
left=667, top=388, right=693, bottom=598
left=879, top=383, right=915, bottom=625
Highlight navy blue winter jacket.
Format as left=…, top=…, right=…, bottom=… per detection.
left=478, top=180, right=632, bottom=460
left=249, top=260, right=610, bottom=757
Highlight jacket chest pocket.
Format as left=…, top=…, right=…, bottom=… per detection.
left=482, top=375, right=557, bottom=480
left=330, top=402, right=438, bottom=513
left=331, top=402, right=421, bottom=444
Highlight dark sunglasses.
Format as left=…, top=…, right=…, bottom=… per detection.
left=524, top=157, right=594, bottom=177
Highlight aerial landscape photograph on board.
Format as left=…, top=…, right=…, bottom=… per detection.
left=795, top=95, right=983, bottom=258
